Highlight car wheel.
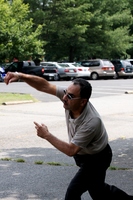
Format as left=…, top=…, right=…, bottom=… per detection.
left=91, top=72, right=99, bottom=80
left=54, top=74, right=60, bottom=81
left=65, top=77, right=72, bottom=81
left=0, top=73, right=4, bottom=82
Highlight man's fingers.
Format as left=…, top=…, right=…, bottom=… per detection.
left=34, top=122, right=44, bottom=131
left=4, top=72, right=16, bottom=85
left=34, top=121, right=40, bottom=126
left=4, top=72, right=17, bottom=85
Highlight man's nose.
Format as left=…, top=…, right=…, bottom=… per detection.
left=63, top=94, right=67, bottom=101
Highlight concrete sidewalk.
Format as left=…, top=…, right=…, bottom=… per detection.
left=0, top=93, right=133, bottom=199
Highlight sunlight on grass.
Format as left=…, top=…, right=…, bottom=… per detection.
left=15, top=158, right=25, bottom=163
left=34, top=161, right=44, bottom=165
left=0, top=92, right=38, bottom=105
left=1, top=157, right=12, bottom=161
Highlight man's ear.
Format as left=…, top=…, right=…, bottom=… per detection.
left=81, top=99, right=88, bottom=107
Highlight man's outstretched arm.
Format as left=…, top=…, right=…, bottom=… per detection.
left=4, top=72, right=56, bottom=96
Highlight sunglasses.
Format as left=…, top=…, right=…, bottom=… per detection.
left=63, top=90, right=81, bottom=100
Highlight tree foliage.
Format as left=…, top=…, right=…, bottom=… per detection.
left=1, top=0, right=133, bottom=62
left=27, top=0, right=133, bottom=61
left=83, top=0, right=133, bottom=59
left=0, top=0, right=44, bottom=62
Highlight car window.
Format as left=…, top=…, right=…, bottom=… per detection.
left=41, top=63, right=46, bottom=66
left=82, top=61, right=100, bottom=67
left=102, top=60, right=113, bottom=66
left=47, top=64, right=55, bottom=67
left=72, top=63, right=83, bottom=67
left=41, top=63, right=56, bottom=67
left=88, top=61, right=100, bottom=67
left=59, top=64, right=69, bottom=67
left=81, top=62, right=90, bottom=66
left=111, top=61, right=121, bottom=67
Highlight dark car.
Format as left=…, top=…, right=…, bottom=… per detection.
left=4, top=61, right=58, bottom=80
left=4, top=61, right=44, bottom=77
left=111, top=59, right=133, bottom=79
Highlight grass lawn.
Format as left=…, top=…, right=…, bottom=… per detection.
left=0, top=92, right=38, bottom=105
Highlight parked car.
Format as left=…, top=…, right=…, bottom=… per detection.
left=4, top=61, right=57, bottom=80
left=4, top=61, right=43, bottom=76
left=80, top=59, right=116, bottom=80
left=42, top=65, right=58, bottom=81
left=40, top=62, right=78, bottom=81
left=110, top=59, right=133, bottom=79
left=59, top=62, right=90, bottom=79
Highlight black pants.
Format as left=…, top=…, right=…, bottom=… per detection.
left=65, top=144, right=132, bottom=200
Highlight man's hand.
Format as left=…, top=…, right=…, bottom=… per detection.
left=34, top=121, right=50, bottom=140
left=4, top=72, right=20, bottom=85
left=34, top=121, right=81, bottom=156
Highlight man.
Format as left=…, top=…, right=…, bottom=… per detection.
left=4, top=72, right=133, bottom=200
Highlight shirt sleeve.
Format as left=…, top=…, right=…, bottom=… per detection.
left=56, top=86, right=66, bottom=101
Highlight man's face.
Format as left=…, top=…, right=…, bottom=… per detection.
left=63, top=84, right=82, bottom=111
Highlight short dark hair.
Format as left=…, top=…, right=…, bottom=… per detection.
left=72, top=78, right=92, bottom=100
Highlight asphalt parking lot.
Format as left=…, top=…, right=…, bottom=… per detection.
left=0, top=93, right=133, bottom=199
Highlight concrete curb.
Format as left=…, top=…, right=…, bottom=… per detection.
left=2, top=100, right=34, bottom=105
left=125, top=90, right=133, bottom=94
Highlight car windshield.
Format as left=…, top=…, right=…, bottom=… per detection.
left=72, top=63, right=83, bottom=67
left=122, top=60, right=132, bottom=67
left=102, top=61, right=113, bottom=66
left=41, top=63, right=62, bottom=68
left=58, top=63, right=70, bottom=67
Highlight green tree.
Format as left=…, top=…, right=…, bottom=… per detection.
left=80, top=0, right=133, bottom=59
left=103, top=0, right=132, bottom=59
left=0, top=0, right=44, bottom=62
left=17, top=0, right=133, bottom=61
left=126, top=0, right=133, bottom=58
left=24, top=0, right=92, bottom=61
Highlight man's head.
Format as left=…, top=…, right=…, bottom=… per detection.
left=63, top=78, right=92, bottom=117
left=72, top=78, right=92, bottom=100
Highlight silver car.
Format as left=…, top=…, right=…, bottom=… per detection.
left=59, top=63, right=90, bottom=79
left=81, top=59, right=116, bottom=80
left=40, top=62, right=78, bottom=81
